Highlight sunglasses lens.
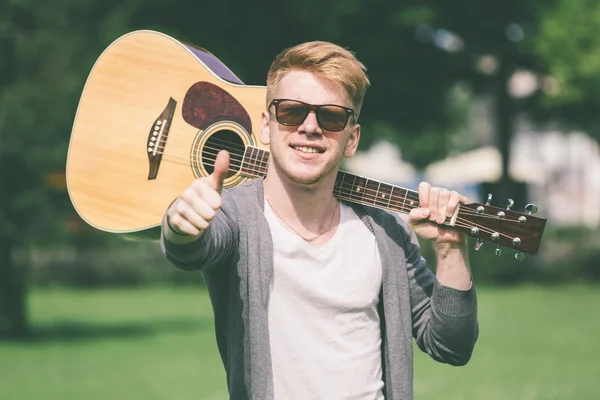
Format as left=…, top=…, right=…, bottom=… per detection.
left=318, top=106, right=349, bottom=131
left=276, top=101, right=309, bottom=126
left=274, top=100, right=352, bottom=131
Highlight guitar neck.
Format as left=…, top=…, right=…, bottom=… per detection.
left=239, top=146, right=420, bottom=215
left=238, top=145, right=546, bottom=255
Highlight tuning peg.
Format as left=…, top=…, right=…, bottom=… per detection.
left=506, top=198, right=514, bottom=210
left=485, top=193, right=493, bottom=206
left=525, top=204, right=538, bottom=215
left=474, top=238, right=484, bottom=251
left=515, top=252, right=526, bottom=261
left=495, top=246, right=502, bottom=256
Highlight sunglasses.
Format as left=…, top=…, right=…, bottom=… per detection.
left=269, top=99, right=355, bottom=132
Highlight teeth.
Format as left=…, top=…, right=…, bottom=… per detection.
left=294, top=146, right=320, bottom=153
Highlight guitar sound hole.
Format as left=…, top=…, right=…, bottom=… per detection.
left=201, top=129, right=244, bottom=178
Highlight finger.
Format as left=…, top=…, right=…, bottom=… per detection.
left=211, top=150, right=230, bottom=193
left=437, top=189, right=450, bottom=224
left=418, top=181, right=431, bottom=209
left=169, top=209, right=202, bottom=236
left=175, top=200, right=212, bottom=232
left=191, top=197, right=218, bottom=222
left=428, top=186, right=440, bottom=222
left=177, top=193, right=214, bottom=231
left=193, top=180, right=222, bottom=211
left=446, top=190, right=462, bottom=218
left=181, top=206, right=211, bottom=231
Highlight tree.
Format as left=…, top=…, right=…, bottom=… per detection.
left=532, top=0, right=600, bottom=141
left=3, top=0, right=600, bottom=337
left=0, top=0, right=141, bottom=337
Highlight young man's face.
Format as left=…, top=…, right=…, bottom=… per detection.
left=260, top=70, right=361, bottom=187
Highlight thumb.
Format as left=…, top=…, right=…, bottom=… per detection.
left=211, top=150, right=230, bottom=193
left=408, top=207, right=431, bottom=227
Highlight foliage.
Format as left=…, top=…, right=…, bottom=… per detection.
left=532, top=0, right=600, bottom=139
left=2, top=0, right=600, bottom=336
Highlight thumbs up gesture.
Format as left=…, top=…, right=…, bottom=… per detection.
left=165, top=150, right=230, bottom=240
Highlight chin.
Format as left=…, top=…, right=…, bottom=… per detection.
left=285, top=163, right=338, bottom=186
left=288, top=174, right=324, bottom=186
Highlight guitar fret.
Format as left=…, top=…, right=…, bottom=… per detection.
left=334, top=172, right=344, bottom=198
left=350, top=175, right=357, bottom=201
left=353, top=176, right=367, bottom=203
left=389, top=187, right=395, bottom=210
left=252, top=147, right=260, bottom=175
left=360, top=178, right=367, bottom=203
left=365, top=179, right=380, bottom=206
left=240, top=147, right=250, bottom=176
left=378, top=183, right=393, bottom=209
left=259, top=148, right=268, bottom=175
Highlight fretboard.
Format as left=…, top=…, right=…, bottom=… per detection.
left=240, top=146, right=421, bottom=215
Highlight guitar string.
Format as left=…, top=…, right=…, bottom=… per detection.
left=168, top=146, right=524, bottom=222
left=152, top=131, right=247, bottom=150
left=152, top=135, right=246, bottom=154
left=153, top=135, right=524, bottom=222
left=153, top=136, right=509, bottom=216
left=152, top=153, right=518, bottom=243
left=149, top=139, right=525, bottom=243
left=165, top=164, right=517, bottom=245
left=153, top=136, right=497, bottom=220
left=154, top=146, right=525, bottom=227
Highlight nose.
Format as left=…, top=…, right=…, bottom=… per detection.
left=298, top=111, right=322, bottom=135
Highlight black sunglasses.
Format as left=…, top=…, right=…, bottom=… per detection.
left=269, top=99, right=355, bottom=132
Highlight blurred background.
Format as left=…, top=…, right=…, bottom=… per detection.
left=1, top=0, right=599, bottom=399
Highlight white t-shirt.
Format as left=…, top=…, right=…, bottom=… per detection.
left=266, top=201, right=385, bottom=400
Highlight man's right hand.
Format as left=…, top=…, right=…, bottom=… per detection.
left=164, top=150, right=230, bottom=242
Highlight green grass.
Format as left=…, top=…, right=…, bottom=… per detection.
left=1, top=285, right=599, bottom=399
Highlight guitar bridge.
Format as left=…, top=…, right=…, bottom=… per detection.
left=146, top=97, right=177, bottom=180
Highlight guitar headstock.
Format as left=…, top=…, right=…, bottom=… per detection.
left=454, top=194, right=546, bottom=259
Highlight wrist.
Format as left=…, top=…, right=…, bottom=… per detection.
left=433, top=240, right=467, bottom=259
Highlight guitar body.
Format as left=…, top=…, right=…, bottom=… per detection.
left=67, top=30, right=267, bottom=234
left=68, top=30, right=546, bottom=253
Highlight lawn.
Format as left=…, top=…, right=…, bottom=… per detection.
left=1, top=285, right=598, bottom=399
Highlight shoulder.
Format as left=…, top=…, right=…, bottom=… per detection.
left=221, top=178, right=264, bottom=212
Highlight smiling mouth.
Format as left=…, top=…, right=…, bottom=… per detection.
left=290, top=145, right=324, bottom=154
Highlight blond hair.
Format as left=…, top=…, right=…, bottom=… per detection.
left=266, top=41, right=370, bottom=119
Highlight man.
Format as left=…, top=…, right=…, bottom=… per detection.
left=161, top=41, right=478, bottom=400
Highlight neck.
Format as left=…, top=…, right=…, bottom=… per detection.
left=263, top=165, right=339, bottom=232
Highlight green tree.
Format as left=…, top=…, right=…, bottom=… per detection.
left=3, top=0, right=600, bottom=337
left=532, top=0, right=600, bottom=140
left=0, top=0, right=140, bottom=337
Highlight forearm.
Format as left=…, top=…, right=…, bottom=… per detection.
left=161, top=219, right=210, bottom=271
left=409, top=245, right=478, bottom=366
left=433, top=239, right=472, bottom=290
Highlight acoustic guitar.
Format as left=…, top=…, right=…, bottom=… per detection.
left=66, top=30, right=546, bottom=257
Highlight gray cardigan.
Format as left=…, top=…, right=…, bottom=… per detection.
left=161, top=178, right=478, bottom=400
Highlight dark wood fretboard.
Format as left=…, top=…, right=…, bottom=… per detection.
left=240, top=145, right=420, bottom=215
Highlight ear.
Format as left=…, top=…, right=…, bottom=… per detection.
left=343, top=123, right=361, bottom=158
left=260, top=110, right=271, bottom=145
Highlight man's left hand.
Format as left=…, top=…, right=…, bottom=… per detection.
left=407, top=181, right=468, bottom=248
